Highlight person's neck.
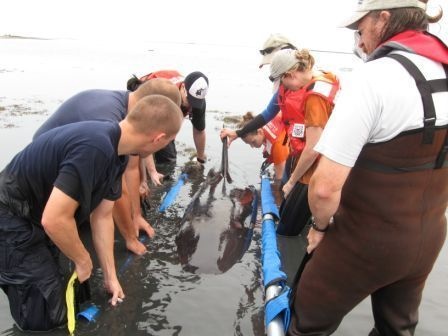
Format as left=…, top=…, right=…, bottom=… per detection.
left=127, top=93, right=137, bottom=114
left=117, top=121, right=137, bottom=155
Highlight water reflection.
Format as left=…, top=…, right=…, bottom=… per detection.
left=175, top=166, right=257, bottom=274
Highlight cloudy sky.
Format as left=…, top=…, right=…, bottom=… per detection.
left=1, top=0, right=446, bottom=50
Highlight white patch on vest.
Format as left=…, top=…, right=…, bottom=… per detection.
left=313, top=81, right=333, bottom=98
left=265, top=141, right=273, bottom=154
left=264, top=125, right=278, bottom=140
left=292, top=123, right=305, bottom=138
left=188, top=77, right=209, bottom=99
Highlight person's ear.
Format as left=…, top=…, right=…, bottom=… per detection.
left=378, top=10, right=391, bottom=25
left=152, top=132, right=167, bottom=143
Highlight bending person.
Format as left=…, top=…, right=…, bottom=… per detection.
left=0, top=95, right=183, bottom=331
left=127, top=70, right=209, bottom=185
left=221, top=49, right=339, bottom=232
left=33, top=78, right=181, bottom=255
left=223, top=111, right=289, bottom=180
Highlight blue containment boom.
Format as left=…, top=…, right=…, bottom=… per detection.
left=159, top=173, right=188, bottom=212
left=260, top=173, right=290, bottom=336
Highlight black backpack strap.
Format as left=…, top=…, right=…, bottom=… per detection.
left=387, top=53, right=437, bottom=144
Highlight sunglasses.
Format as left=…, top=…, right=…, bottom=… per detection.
left=259, top=46, right=276, bottom=56
left=260, top=44, right=297, bottom=56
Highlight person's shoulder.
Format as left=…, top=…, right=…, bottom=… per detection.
left=345, top=57, right=396, bottom=87
left=72, top=89, right=122, bottom=98
left=66, top=120, right=118, bottom=138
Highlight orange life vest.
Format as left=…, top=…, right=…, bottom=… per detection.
left=278, top=73, right=340, bottom=156
left=262, top=113, right=286, bottom=162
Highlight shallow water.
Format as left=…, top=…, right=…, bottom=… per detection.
left=0, top=38, right=447, bottom=335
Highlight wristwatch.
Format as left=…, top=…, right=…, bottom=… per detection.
left=311, top=216, right=333, bottom=232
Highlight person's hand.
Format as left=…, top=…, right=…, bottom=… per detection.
left=104, top=277, right=125, bottom=306
left=196, top=154, right=207, bottom=165
left=282, top=180, right=295, bottom=198
left=75, top=255, right=93, bottom=283
left=306, top=228, right=326, bottom=254
left=139, top=181, right=150, bottom=198
left=220, top=128, right=238, bottom=146
left=149, top=170, right=164, bottom=186
left=134, top=215, right=155, bottom=239
left=125, top=237, right=147, bottom=255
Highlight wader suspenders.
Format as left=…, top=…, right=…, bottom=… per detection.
left=358, top=54, right=448, bottom=173
left=435, top=63, right=448, bottom=169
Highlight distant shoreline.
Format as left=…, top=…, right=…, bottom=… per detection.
left=0, top=34, right=50, bottom=40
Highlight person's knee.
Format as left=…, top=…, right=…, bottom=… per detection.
left=1, top=237, right=67, bottom=332
left=7, top=281, right=66, bottom=331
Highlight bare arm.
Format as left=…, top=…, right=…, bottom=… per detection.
left=307, top=156, right=351, bottom=252
left=193, top=128, right=206, bottom=161
left=283, top=126, right=322, bottom=197
left=41, top=187, right=92, bottom=282
left=145, top=154, right=164, bottom=186
left=90, top=199, right=125, bottom=305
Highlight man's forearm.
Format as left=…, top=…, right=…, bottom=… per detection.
left=308, top=157, right=350, bottom=230
left=91, top=204, right=118, bottom=282
left=308, top=182, right=340, bottom=230
left=193, top=128, right=206, bottom=160
left=145, top=155, right=157, bottom=174
left=43, top=215, right=90, bottom=265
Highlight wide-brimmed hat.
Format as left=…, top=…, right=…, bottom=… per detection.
left=340, top=0, right=427, bottom=30
left=184, top=71, right=209, bottom=109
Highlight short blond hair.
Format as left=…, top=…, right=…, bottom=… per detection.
left=126, top=94, right=183, bottom=137
left=134, top=78, right=181, bottom=107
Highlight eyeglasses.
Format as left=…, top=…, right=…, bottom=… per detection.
left=259, top=47, right=276, bottom=56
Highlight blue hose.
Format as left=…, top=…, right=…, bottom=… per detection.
left=260, top=175, right=291, bottom=334
left=159, top=173, right=188, bottom=212
left=77, top=234, right=149, bottom=323
left=261, top=176, right=280, bottom=220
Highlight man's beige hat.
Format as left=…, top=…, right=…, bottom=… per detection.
left=341, top=0, right=427, bottom=30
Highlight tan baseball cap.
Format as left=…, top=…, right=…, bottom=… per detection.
left=340, top=0, right=427, bottom=30
left=259, top=34, right=297, bottom=68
